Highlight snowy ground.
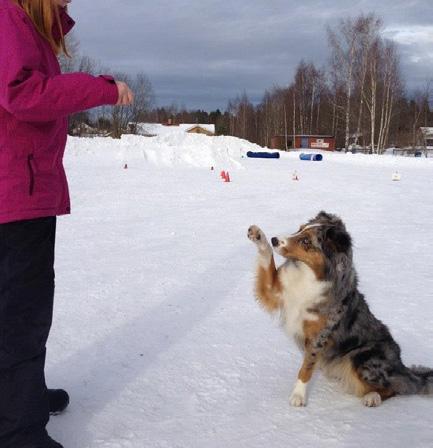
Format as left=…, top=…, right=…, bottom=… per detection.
left=46, top=135, right=433, bottom=447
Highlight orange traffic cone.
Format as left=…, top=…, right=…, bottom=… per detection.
left=225, top=172, right=231, bottom=182
left=220, top=170, right=227, bottom=180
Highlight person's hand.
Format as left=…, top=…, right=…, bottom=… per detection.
left=115, top=81, right=134, bottom=106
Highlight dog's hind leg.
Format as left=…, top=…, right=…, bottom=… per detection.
left=352, top=350, right=398, bottom=406
left=248, top=225, right=281, bottom=312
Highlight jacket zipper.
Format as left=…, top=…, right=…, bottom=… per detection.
left=27, top=154, right=35, bottom=196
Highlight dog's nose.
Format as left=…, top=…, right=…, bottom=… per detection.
left=271, top=237, right=279, bottom=247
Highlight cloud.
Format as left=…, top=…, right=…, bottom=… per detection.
left=69, top=0, right=433, bottom=109
left=384, top=25, right=433, bottom=89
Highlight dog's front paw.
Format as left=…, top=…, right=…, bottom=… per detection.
left=290, top=391, right=307, bottom=407
left=289, top=380, right=307, bottom=407
left=362, top=392, right=382, bottom=407
left=248, top=225, right=267, bottom=244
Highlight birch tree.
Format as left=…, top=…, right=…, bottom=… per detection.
left=328, top=18, right=362, bottom=151
left=353, top=15, right=382, bottom=147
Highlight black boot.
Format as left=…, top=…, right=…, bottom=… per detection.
left=20, top=429, right=63, bottom=448
left=48, top=389, right=70, bottom=415
left=42, top=434, right=64, bottom=448
left=38, top=433, right=64, bottom=448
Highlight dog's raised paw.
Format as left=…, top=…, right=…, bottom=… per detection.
left=248, top=225, right=264, bottom=243
left=362, top=392, right=382, bottom=407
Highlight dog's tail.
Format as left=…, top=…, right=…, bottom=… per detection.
left=391, top=365, right=433, bottom=395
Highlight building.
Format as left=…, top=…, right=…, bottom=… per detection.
left=270, top=134, right=336, bottom=151
left=132, top=123, right=215, bottom=137
left=420, top=127, right=433, bottom=148
left=185, top=125, right=215, bottom=136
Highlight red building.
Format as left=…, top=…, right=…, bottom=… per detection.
left=270, top=135, right=336, bottom=151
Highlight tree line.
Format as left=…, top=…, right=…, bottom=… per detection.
left=59, top=35, right=155, bottom=138
left=64, top=12, right=432, bottom=151
left=223, top=13, right=432, bottom=152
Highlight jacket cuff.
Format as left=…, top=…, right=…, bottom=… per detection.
left=99, top=75, right=119, bottom=105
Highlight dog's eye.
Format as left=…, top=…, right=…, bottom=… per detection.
left=300, top=237, right=310, bottom=247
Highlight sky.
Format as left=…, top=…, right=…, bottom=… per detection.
left=70, top=0, right=433, bottom=110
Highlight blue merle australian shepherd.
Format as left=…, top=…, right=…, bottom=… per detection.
left=248, top=211, right=433, bottom=407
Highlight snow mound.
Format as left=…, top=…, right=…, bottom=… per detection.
left=66, top=134, right=268, bottom=169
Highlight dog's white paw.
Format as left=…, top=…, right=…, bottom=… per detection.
left=290, top=380, right=307, bottom=407
left=362, top=392, right=382, bottom=407
left=290, top=392, right=307, bottom=407
left=248, top=225, right=272, bottom=257
left=248, top=225, right=266, bottom=244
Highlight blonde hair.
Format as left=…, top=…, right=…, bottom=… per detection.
left=14, top=0, right=70, bottom=56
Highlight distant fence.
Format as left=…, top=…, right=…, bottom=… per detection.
left=392, top=148, right=433, bottom=157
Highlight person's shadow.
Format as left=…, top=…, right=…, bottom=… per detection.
left=46, top=248, right=242, bottom=447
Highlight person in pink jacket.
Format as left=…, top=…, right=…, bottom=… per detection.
left=0, top=1, right=134, bottom=447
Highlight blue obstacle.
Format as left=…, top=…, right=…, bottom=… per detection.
left=299, top=153, right=323, bottom=161
left=247, top=151, right=280, bottom=159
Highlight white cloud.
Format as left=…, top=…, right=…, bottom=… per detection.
left=384, top=25, right=433, bottom=45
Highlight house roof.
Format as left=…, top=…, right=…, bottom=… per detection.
left=185, top=125, right=215, bottom=133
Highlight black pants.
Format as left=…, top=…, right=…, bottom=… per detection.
left=0, top=217, right=56, bottom=447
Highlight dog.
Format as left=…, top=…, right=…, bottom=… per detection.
left=247, top=211, right=433, bottom=407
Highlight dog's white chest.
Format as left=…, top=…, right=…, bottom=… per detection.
left=278, top=261, right=329, bottom=339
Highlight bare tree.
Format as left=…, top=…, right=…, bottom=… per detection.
left=377, top=42, right=400, bottom=152
left=222, top=12, right=427, bottom=153
left=129, top=73, right=155, bottom=131
left=409, top=86, right=430, bottom=149
left=328, top=18, right=361, bottom=151
left=363, top=39, right=380, bottom=152
left=353, top=15, right=382, bottom=148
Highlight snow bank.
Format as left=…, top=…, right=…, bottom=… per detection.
left=66, top=134, right=268, bottom=169
left=67, top=135, right=433, bottom=173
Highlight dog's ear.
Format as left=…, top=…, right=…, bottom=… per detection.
left=324, top=226, right=352, bottom=255
left=315, top=210, right=333, bottom=222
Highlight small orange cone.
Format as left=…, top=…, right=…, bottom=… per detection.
left=225, top=171, right=231, bottom=182
left=220, top=170, right=227, bottom=180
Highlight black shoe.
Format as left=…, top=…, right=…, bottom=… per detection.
left=22, top=430, right=64, bottom=448
left=43, top=434, right=64, bottom=448
left=48, top=389, right=70, bottom=415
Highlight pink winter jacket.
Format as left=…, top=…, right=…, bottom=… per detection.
left=0, top=0, right=119, bottom=224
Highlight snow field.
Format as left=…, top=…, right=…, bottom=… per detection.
left=46, top=134, right=433, bottom=447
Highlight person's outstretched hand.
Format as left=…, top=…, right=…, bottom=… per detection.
left=115, top=81, right=134, bottom=106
